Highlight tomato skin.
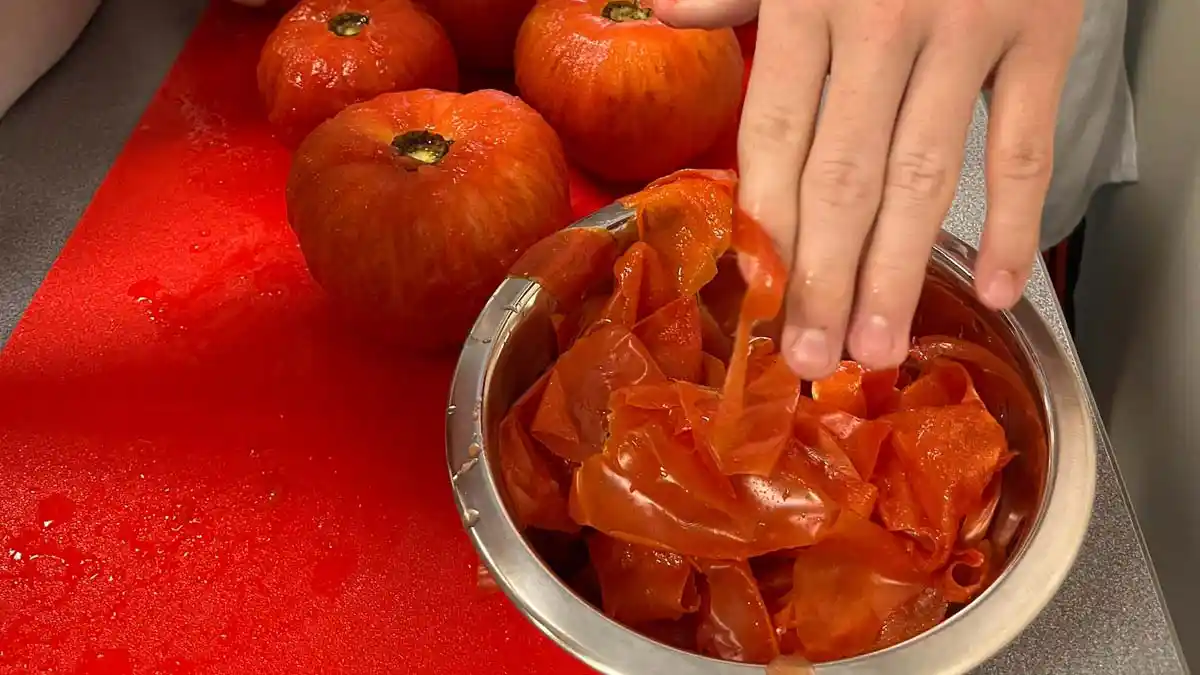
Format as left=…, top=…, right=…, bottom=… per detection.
left=420, top=0, right=536, bottom=72
left=286, top=89, right=572, bottom=352
left=514, top=0, right=744, bottom=183
left=258, top=0, right=459, bottom=143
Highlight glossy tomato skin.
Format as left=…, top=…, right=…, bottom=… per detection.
left=420, top=0, right=536, bottom=72
left=514, top=0, right=744, bottom=184
left=258, top=0, right=459, bottom=143
left=287, top=89, right=572, bottom=352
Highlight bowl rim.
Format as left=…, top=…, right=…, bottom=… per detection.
left=446, top=221, right=1098, bottom=675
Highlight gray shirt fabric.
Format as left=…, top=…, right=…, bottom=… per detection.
left=1041, top=0, right=1139, bottom=248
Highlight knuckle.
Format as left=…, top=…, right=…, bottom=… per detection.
left=861, top=259, right=925, bottom=312
left=942, top=0, right=988, bottom=30
left=859, top=0, right=919, bottom=45
left=790, top=265, right=855, bottom=324
left=802, top=156, right=879, bottom=210
left=741, top=103, right=812, bottom=149
left=866, top=255, right=918, bottom=287
left=993, top=141, right=1052, bottom=182
left=887, top=147, right=952, bottom=202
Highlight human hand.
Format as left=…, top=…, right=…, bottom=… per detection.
left=657, top=0, right=1083, bottom=379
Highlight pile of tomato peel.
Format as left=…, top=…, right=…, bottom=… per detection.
left=497, top=170, right=1043, bottom=664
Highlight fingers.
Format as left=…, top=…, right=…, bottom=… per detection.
left=847, top=20, right=996, bottom=369
left=784, top=6, right=919, bottom=379
left=977, top=24, right=1076, bottom=309
left=654, top=0, right=760, bottom=28
left=736, top=0, right=829, bottom=268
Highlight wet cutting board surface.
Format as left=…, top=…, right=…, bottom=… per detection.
left=0, top=3, right=693, bottom=673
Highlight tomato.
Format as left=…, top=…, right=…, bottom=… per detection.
left=513, top=0, right=744, bottom=183
left=286, top=89, right=572, bottom=352
left=420, top=0, right=536, bottom=72
left=258, top=0, right=459, bottom=142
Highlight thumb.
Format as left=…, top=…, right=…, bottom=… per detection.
left=654, top=0, right=760, bottom=28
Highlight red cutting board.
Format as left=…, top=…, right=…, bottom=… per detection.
left=0, top=3, right=752, bottom=674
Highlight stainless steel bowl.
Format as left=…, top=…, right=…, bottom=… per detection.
left=446, top=203, right=1097, bottom=675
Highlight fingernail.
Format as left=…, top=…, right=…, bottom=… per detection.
left=981, top=270, right=1018, bottom=308
left=854, top=314, right=896, bottom=366
left=783, top=326, right=830, bottom=375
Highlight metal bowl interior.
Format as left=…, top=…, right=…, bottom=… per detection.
left=446, top=228, right=1097, bottom=675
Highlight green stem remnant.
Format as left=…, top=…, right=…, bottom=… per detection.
left=392, top=130, right=452, bottom=166
left=328, top=12, right=370, bottom=37
left=601, top=0, right=652, bottom=22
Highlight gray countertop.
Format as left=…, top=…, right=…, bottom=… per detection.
left=0, top=0, right=1187, bottom=673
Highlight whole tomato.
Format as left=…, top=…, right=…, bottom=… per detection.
left=258, top=0, right=459, bottom=142
left=420, top=0, right=535, bottom=72
left=514, top=0, right=743, bottom=183
left=287, top=89, right=572, bottom=352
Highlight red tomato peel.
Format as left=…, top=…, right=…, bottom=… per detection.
left=495, top=170, right=1037, bottom=664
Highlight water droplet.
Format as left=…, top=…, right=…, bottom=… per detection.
left=462, top=508, right=480, bottom=528
left=198, top=229, right=211, bottom=238
left=471, top=401, right=482, bottom=421
left=36, top=493, right=75, bottom=530
left=446, top=404, right=457, bottom=415
left=127, top=278, right=163, bottom=300
left=189, top=243, right=203, bottom=253
left=467, top=442, right=482, bottom=459
left=476, top=563, right=499, bottom=593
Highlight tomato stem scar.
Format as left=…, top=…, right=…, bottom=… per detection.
left=328, top=12, right=370, bottom=37
left=392, top=130, right=452, bottom=165
left=601, top=1, right=652, bottom=22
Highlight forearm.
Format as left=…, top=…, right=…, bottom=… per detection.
left=0, top=0, right=101, bottom=120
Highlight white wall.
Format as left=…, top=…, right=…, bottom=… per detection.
left=1075, top=0, right=1199, bottom=664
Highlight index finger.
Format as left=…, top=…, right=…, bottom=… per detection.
left=736, top=0, right=829, bottom=264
